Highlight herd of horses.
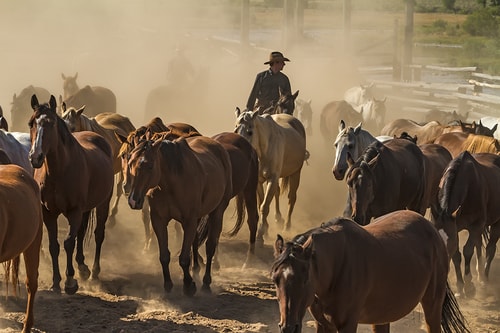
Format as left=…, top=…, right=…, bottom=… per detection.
left=1, top=76, right=499, bottom=332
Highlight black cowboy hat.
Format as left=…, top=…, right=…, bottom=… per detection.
left=264, top=51, right=291, bottom=65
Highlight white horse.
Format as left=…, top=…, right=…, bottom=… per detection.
left=343, top=83, right=374, bottom=112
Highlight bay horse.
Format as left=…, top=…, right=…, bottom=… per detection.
left=211, top=132, right=259, bottom=268
left=234, top=109, right=307, bottom=240
left=0, top=164, right=43, bottom=333
left=344, top=138, right=427, bottom=226
left=258, top=89, right=299, bottom=116
left=117, top=117, right=201, bottom=251
left=28, top=94, right=114, bottom=294
left=320, top=100, right=362, bottom=145
left=294, top=98, right=313, bottom=136
left=123, top=132, right=232, bottom=295
left=272, top=210, right=471, bottom=333
left=60, top=103, right=136, bottom=223
left=433, top=131, right=500, bottom=158
left=434, top=151, right=500, bottom=297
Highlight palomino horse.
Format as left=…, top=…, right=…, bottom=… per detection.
left=124, top=133, right=233, bottom=295
left=294, top=98, right=313, bottom=136
left=343, top=83, right=374, bottom=112
left=344, top=138, right=427, bottom=226
left=434, top=151, right=500, bottom=297
left=60, top=73, right=116, bottom=116
left=28, top=95, right=114, bottom=294
left=272, top=210, right=471, bottom=333
left=234, top=109, right=307, bottom=240
left=60, top=103, right=136, bottom=223
left=433, top=131, right=500, bottom=158
left=381, top=118, right=495, bottom=145
left=0, top=164, right=43, bottom=333
left=117, top=117, right=201, bottom=251
left=320, top=100, right=363, bottom=145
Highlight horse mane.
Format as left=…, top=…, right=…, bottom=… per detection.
left=361, top=140, right=383, bottom=163
left=463, top=134, right=498, bottom=154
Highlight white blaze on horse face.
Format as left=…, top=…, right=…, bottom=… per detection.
left=30, top=115, right=46, bottom=157
left=438, top=229, right=448, bottom=246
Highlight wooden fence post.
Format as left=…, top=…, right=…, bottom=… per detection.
left=402, top=0, right=414, bottom=82
left=241, top=0, right=250, bottom=55
left=457, top=86, right=468, bottom=115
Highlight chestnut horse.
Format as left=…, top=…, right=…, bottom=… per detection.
left=434, top=151, right=500, bottom=297
left=123, top=132, right=233, bottom=295
left=28, top=95, right=114, bottom=294
left=60, top=104, right=136, bottom=224
left=272, top=210, right=470, bottom=333
left=344, top=138, right=427, bottom=226
left=234, top=109, right=307, bottom=240
left=0, top=164, right=43, bottom=333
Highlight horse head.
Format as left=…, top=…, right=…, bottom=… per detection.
left=272, top=234, right=314, bottom=333
left=275, top=89, right=299, bottom=115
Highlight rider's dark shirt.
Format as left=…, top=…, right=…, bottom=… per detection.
left=246, top=69, right=291, bottom=111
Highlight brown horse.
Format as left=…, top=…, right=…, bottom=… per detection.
left=117, top=117, right=201, bottom=251
left=320, top=100, right=362, bottom=145
left=28, top=94, right=114, bottom=294
left=272, top=210, right=470, bottom=333
left=381, top=118, right=495, bottom=145
left=234, top=109, right=307, bottom=240
left=433, top=131, right=500, bottom=158
left=434, top=151, right=500, bottom=297
left=0, top=164, right=43, bottom=333
left=211, top=132, right=259, bottom=267
left=60, top=73, right=116, bottom=117
left=0, top=105, right=8, bottom=131
left=60, top=103, right=136, bottom=223
left=259, top=89, right=299, bottom=115
left=124, top=132, right=232, bottom=295
left=344, top=138, right=427, bottom=226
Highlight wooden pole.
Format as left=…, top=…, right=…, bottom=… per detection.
left=393, top=19, right=401, bottom=81
left=403, top=0, right=414, bottom=82
left=283, top=0, right=295, bottom=49
left=295, top=0, right=304, bottom=41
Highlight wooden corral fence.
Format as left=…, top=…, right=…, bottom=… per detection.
left=363, top=65, right=500, bottom=122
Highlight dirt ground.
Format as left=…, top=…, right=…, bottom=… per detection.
left=0, top=2, right=499, bottom=332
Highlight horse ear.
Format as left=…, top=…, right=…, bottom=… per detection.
left=114, top=131, right=127, bottom=144
left=49, top=95, right=57, bottom=110
left=451, top=205, right=461, bottom=218
left=292, top=90, right=299, bottom=99
left=61, top=73, right=66, bottom=80
left=31, top=94, right=39, bottom=110
left=274, top=234, right=285, bottom=258
left=339, top=119, right=346, bottom=132
left=76, top=105, right=85, bottom=115
left=61, top=102, right=67, bottom=113
left=354, top=122, right=362, bottom=134
left=235, top=107, right=241, bottom=118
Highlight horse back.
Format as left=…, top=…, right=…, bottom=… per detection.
left=320, top=100, right=362, bottom=142
left=95, top=112, right=136, bottom=138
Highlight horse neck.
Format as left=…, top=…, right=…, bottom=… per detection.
left=356, top=130, right=377, bottom=155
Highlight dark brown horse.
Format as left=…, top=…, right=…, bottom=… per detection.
left=260, top=89, right=299, bottom=115
left=344, top=138, right=427, bottom=225
left=433, top=131, right=500, bottom=158
left=0, top=164, right=43, bottom=333
left=28, top=94, right=114, bottom=294
left=434, top=151, right=500, bottom=297
left=123, top=132, right=233, bottom=295
left=0, top=105, right=8, bottom=131
left=272, top=210, right=470, bottom=333
left=211, top=132, right=259, bottom=267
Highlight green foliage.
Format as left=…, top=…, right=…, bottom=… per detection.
left=443, top=0, right=456, bottom=10
left=462, top=8, right=499, bottom=37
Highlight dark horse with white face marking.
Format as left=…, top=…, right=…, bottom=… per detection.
left=272, top=210, right=470, bottom=333
left=28, top=95, right=114, bottom=295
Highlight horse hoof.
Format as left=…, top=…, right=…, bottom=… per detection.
left=183, top=281, right=197, bottom=297
left=255, top=237, right=265, bottom=248
left=64, top=279, right=79, bottom=295
left=78, top=264, right=91, bottom=280
left=464, top=284, right=476, bottom=298
left=164, top=281, right=174, bottom=293
left=50, top=285, right=62, bottom=294
left=201, top=284, right=212, bottom=294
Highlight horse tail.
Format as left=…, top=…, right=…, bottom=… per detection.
left=441, top=282, right=471, bottom=333
left=2, top=256, right=21, bottom=297
left=226, top=193, right=246, bottom=237
left=197, top=214, right=210, bottom=246
left=280, top=176, right=290, bottom=195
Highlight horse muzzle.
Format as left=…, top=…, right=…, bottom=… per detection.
left=29, top=153, right=44, bottom=169
left=279, top=323, right=300, bottom=333
left=127, top=191, right=144, bottom=210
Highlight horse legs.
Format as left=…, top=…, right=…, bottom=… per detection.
left=202, top=207, right=225, bottom=293
left=75, top=211, right=91, bottom=281
left=371, top=324, right=389, bottom=333
left=42, top=208, right=62, bottom=292
left=64, top=210, right=86, bottom=295
left=91, top=200, right=111, bottom=280
left=108, top=172, right=123, bottom=227
left=256, top=180, right=267, bottom=243
left=485, top=223, right=500, bottom=279
left=450, top=249, right=465, bottom=296
left=178, top=218, right=197, bottom=296
left=21, top=221, right=42, bottom=333
left=284, top=172, right=301, bottom=231
left=243, top=185, right=259, bottom=267
left=142, top=197, right=153, bottom=252
left=462, top=230, right=481, bottom=297
left=258, top=176, right=279, bottom=238
left=274, top=183, right=285, bottom=226
left=150, top=210, right=173, bottom=293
